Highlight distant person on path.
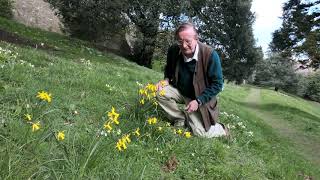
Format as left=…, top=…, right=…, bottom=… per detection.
left=156, top=22, right=228, bottom=138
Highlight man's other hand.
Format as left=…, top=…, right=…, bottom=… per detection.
left=186, top=100, right=199, bottom=113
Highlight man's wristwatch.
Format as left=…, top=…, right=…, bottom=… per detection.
left=196, top=98, right=202, bottom=105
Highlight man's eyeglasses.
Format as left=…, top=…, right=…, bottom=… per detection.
left=176, top=39, right=194, bottom=46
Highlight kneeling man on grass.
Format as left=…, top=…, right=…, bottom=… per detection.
left=156, top=22, right=228, bottom=138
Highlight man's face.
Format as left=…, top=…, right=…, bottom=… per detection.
left=177, top=28, right=198, bottom=58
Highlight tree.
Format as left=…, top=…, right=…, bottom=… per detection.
left=190, top=0, right=262, bottom=84
left=254, top=54, right=300, bottom=93
left=270, top=0, right=320, bottom=70
left=46, top=0, right=128, bottom=41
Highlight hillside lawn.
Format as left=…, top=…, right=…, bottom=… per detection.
left=1, top=17, right=320, bottom=179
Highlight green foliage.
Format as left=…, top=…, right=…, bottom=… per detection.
left=1, top=17, right=320, bottom=179
left=298, top=72, right=320, bottom=102
left=190, top=0, right=262, bottom=84
left=253, top=54, right=300, bottom=94
left=45, top=0, right=128, bottom=41
left=270, top=0, right=320, bottom=69
left=0, top=0, right=13, bottom=19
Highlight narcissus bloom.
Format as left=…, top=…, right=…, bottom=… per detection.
left=124, top=134, right=131, bottom=143
left=134, top=128, right=140, bottom=136
left=104, top=122, right=113, bottom=132
left=147, top=117, right=157, bottom=125
left=36, top=91, right=52, bottom=103
left=116, top=139, right=127, bottom=151
left=57, top=131, right=65, bottom=141
left=160, top=80, right=168, bottom=87
left=24, top=114, right=32, bottom=121
left=159, top=90, right=165, bottom=96
left=108, top=107, right=120, bottom=124
left=32, top=122, right=40, bottom=132
left=139, top=99, right=145, bottom=105
left=184, top=131, right=192, bottom=138
left=146, top=83, right=156, bottom=92
left=139, top=89, right=147, bottom=96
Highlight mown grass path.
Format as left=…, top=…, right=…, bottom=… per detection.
left=244, top=88, right=320, bottom=167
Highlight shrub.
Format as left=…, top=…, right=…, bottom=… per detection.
left=0, top=0, right=13, bottom=19
left=302, top=72, right=320, bottom=102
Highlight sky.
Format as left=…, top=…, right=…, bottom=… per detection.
left=251, top=0, right=287, bottom=54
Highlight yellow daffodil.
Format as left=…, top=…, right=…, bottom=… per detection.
left=159, top=89, right=165, bottom=96
left=146, top=83, right=156, bottom=92
left=108, top=107, right=120, bottom=124
left=121, top=140, right=127, bottom=150
left=124, top=134, right=131, bottom=143
left=32, top=122, right=40, bottom=132
left=104, top=122, right=113, bottom=132
left=116, top=138, right=129, bottom=151
left=57, top=131, right=65, bottom=141
left=134, top=128, right=140, bottom=136
left=177, top=129, right=183, bottom=135
left=184, top=131, right=192, bottom=138
left=24, top=114, right=32, bottom=121
left=139, top=89, right=147, bottom=96
left=147, top=117, right=157, bottom=125
left=112, top=117, right=120, bottom=125
left=116, top=141, right=123, bottom=151
left=160, top=80, right=168, bottom=87
left=36, top=91, right=52, bottom=103
left=139, top=99, right=145, bottom=105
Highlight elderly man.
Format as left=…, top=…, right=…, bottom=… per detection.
left=156, top=22, right=228, bottom=138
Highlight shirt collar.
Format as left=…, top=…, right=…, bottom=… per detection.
left=183, top=43, right=199, bottom=62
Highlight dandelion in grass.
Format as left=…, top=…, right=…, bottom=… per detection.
left=159, top=89, right=165, bottom=96
left=104, top=122, right=113, bottom=133
left=177, top=129, right=183, bottom=135
left=24, top=114, right=32, bottom=121
left=57, top=131, right=65, bottom=141
left=134, top=128, right=140, bottom=136
left=36, top=91, right=52, bottom=103
left=147, top=117, right=157, bottom=125
left=32, top=122, right=40, bottom=132
left=184, top=131, right=192, bottom=138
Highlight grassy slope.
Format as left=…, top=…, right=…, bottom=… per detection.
left=1, top=17, right=319, bottom=179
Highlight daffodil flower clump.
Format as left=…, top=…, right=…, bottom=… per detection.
left=22, top=90, right=65, bottom=141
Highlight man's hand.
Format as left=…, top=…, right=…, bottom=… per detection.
left=186, top=100, right=199, bottom=113
left=156, top=79, right=169, bottom=91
